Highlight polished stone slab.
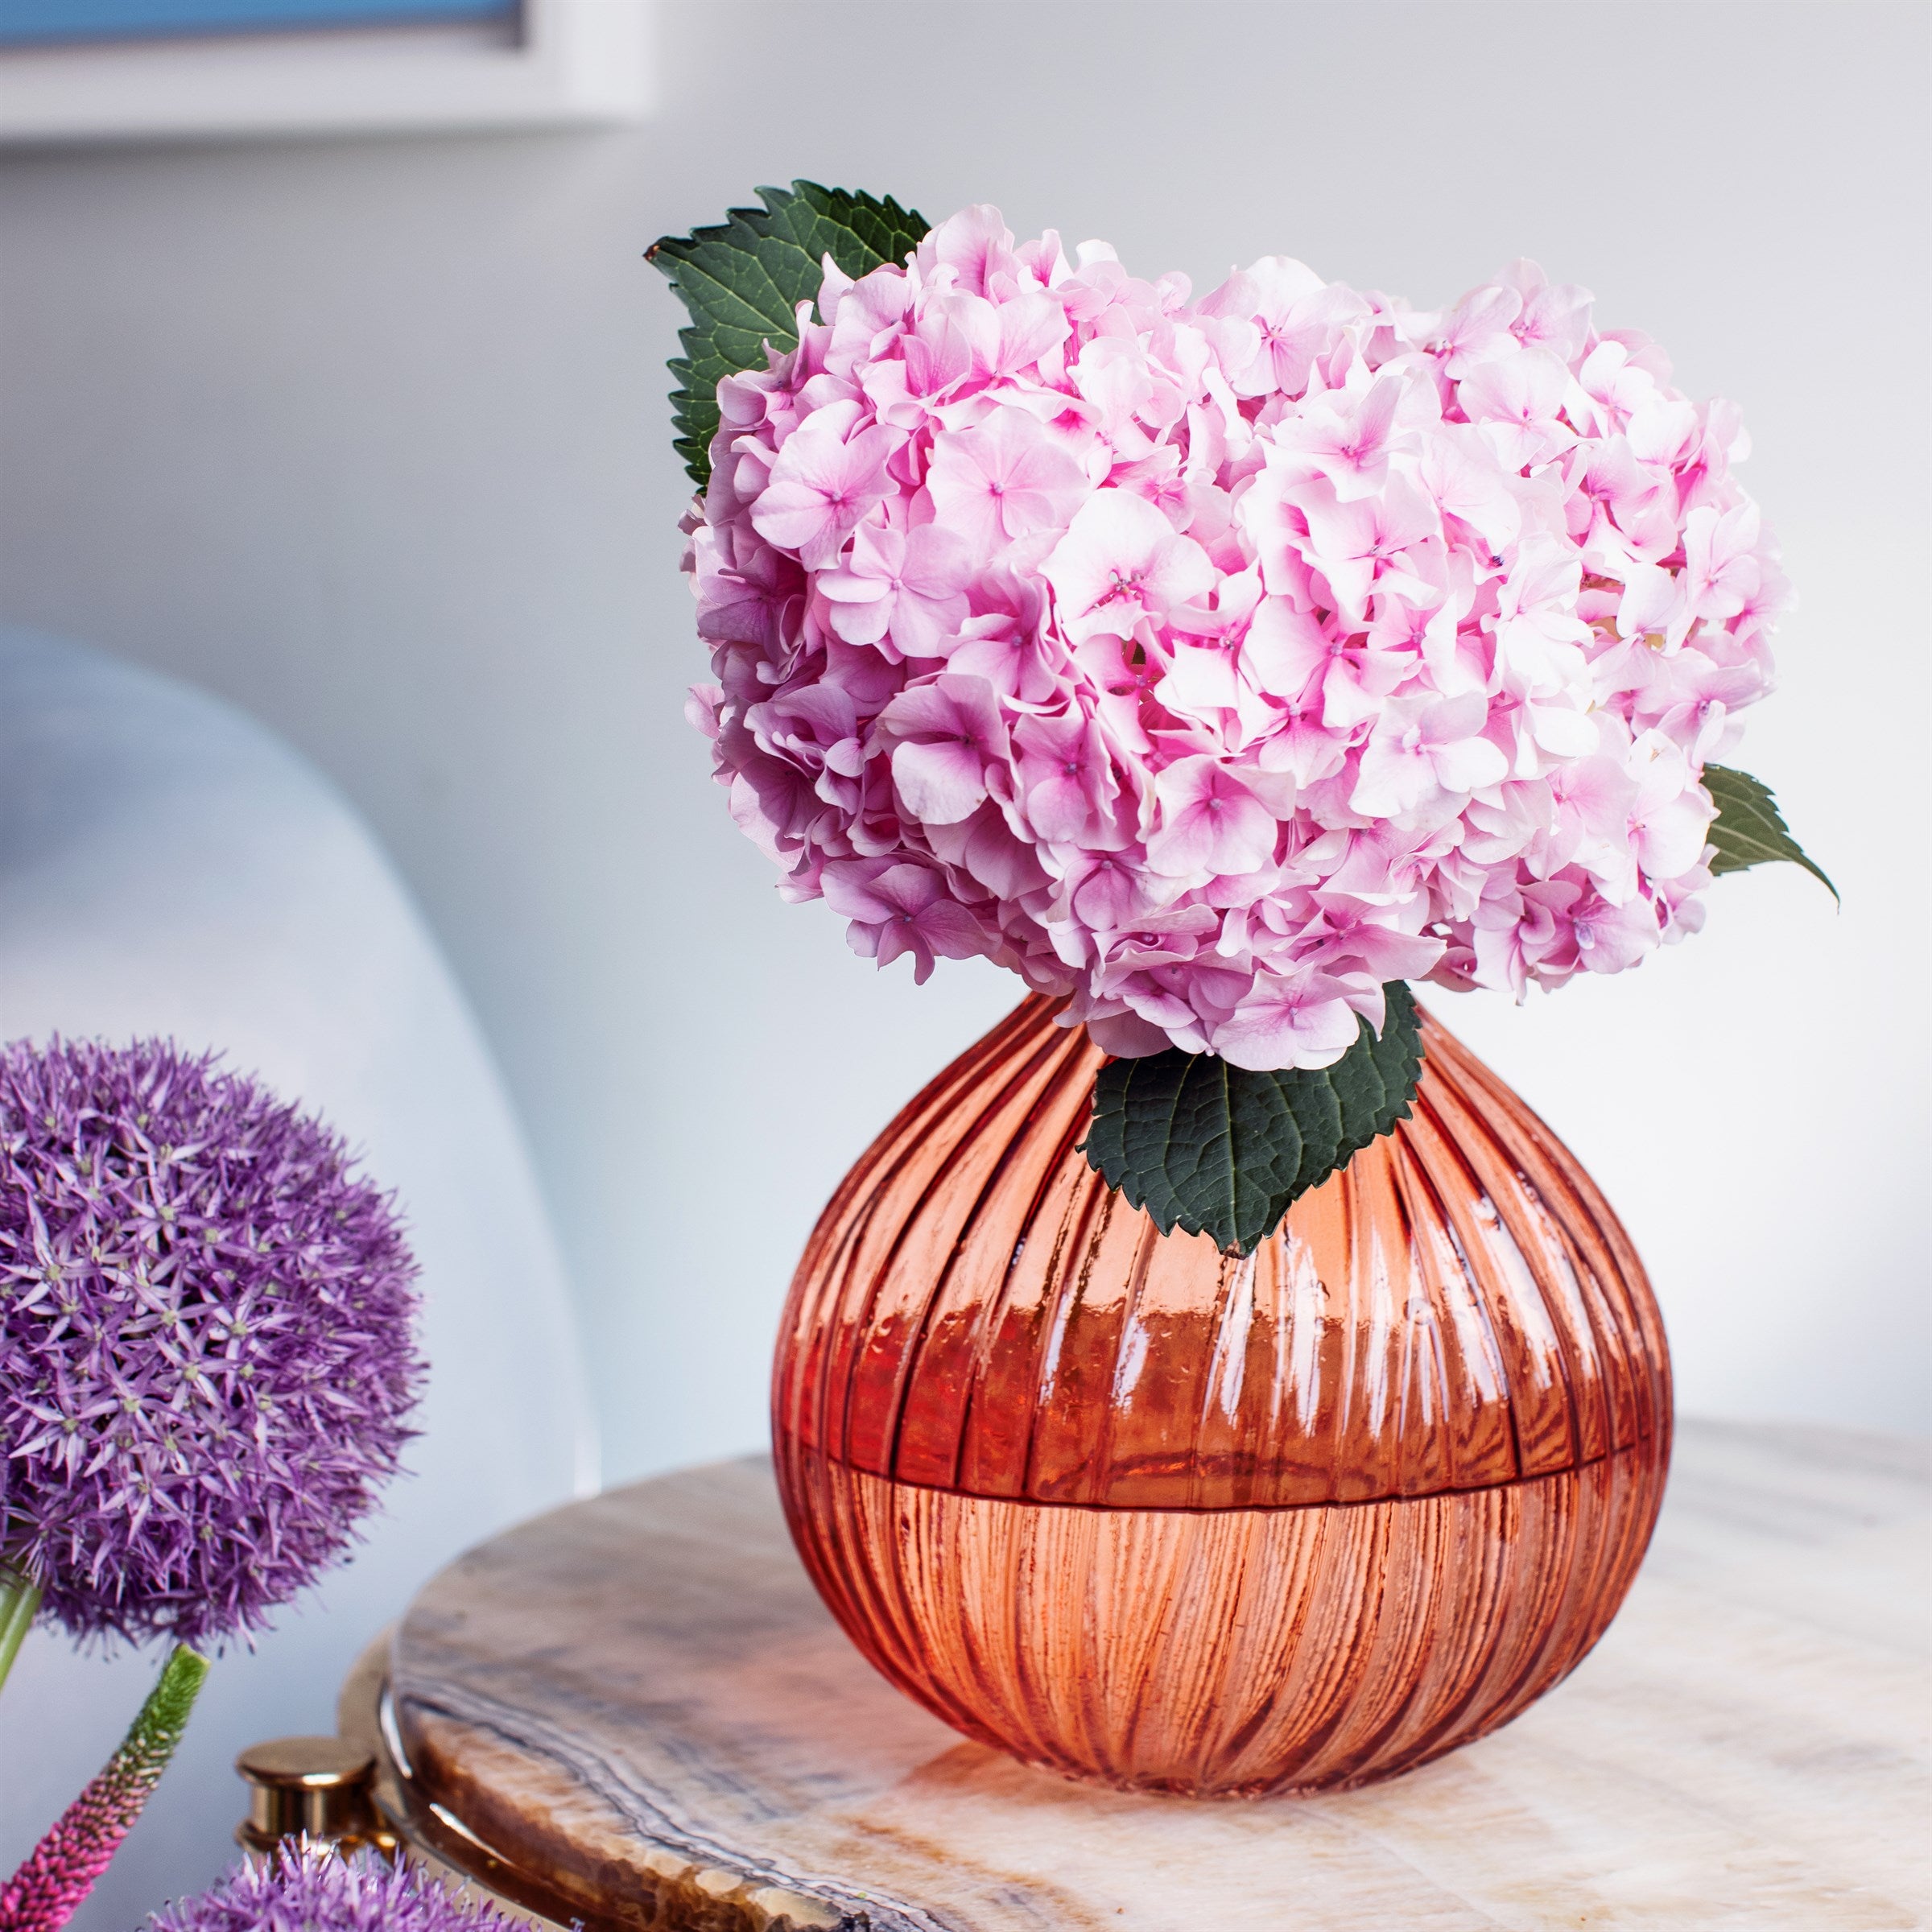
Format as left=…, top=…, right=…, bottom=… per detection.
left=384, top=1421, right=1930, bottom=1931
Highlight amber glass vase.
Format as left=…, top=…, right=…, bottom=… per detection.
left=773, top=995, right=1670, bottom=1797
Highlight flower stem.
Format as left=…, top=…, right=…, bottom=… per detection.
left=0, top=1567, right=39, bottom=1697
left=0, top=1644, right=209, bottom=1932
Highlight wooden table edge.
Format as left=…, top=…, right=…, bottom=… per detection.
left=339, top=1630, right=589, bottom=1930
left=337, top=1633, right=850, bottom=1932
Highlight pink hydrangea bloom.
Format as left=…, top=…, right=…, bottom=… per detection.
left=683, top=208, right=1787, bottom=1068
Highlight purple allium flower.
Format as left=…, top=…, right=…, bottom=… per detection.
left=0, top=1038, right=423, bottom=1649
left=1, top=1645, right=207, bottom=1932
left=146, top=1844, right=529, bottom=1932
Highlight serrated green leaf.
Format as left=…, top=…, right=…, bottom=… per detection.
left=1337, top=981, right=1423, bottom=1163
left=648, top=182, right=929, bottom=489
left=1704, top=763, right=1836, bottom=902
left=1080, top=984, right=1424, bottom=1257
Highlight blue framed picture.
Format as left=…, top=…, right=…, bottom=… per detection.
left=0, top=0, right=646, bottom=143
left=0, top=0, right=519, bottom=47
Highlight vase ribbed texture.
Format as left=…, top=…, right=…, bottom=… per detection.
left=773, top=996, right=1670, bottom=1795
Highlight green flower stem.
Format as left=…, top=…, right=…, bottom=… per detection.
left=2, top=1645, right=209, bottom=1931
left=0, top=1567, right=40, bottom=1697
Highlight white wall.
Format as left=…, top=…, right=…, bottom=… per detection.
left=1, top=0, right=1926, bottom=1492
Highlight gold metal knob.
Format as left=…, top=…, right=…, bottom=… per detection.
left=234, top=1736, right=395, bottom=1856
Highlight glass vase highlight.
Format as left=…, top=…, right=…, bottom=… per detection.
left=773, top=995, right=1670, bottom=1797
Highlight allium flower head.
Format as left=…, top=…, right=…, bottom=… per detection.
left=0, top=1038, right=422, bottom=1648
left=147, top=1844, right=526, bottom=1932
left=686, top=207, right=1788, bottom=1068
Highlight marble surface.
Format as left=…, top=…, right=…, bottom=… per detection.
left=386, top=1420, right=1930, bottom=1931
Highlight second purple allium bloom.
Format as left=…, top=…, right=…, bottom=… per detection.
left=147, top=1843, right=526, bottom=1932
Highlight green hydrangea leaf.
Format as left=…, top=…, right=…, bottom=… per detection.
left=648, top=182, right=929, bottom=489
left=1704, top=763, right=1836, bottom=902
left=1080, top=984, right=1423, bottom=1257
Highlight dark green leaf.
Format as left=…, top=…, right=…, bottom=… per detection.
left=1704, top=764, right=1836, bottom=902
left=1080, top=984, right=1423, bottom=1256
left=648, top=182, right=930, bottom=488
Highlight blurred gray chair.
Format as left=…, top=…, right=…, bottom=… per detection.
left=0, top=628, right=595, bottom=1925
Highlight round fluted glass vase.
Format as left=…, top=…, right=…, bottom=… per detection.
left=772, top=994, right=1671, bottom=1797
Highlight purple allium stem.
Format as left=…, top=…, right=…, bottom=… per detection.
left=0, top=1569, right=39, bottom=1696
left=0, top=1644, right=208, bottom=1932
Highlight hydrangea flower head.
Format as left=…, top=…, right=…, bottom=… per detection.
left=685, top=207, right=1786, bottom=1069
left=147, top=1844, right=526, bottom=1932
left=0, top=1038, right=422, bottom=1648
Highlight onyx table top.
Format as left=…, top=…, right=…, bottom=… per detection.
left=362, top=1420, right=1930, bottom=1932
